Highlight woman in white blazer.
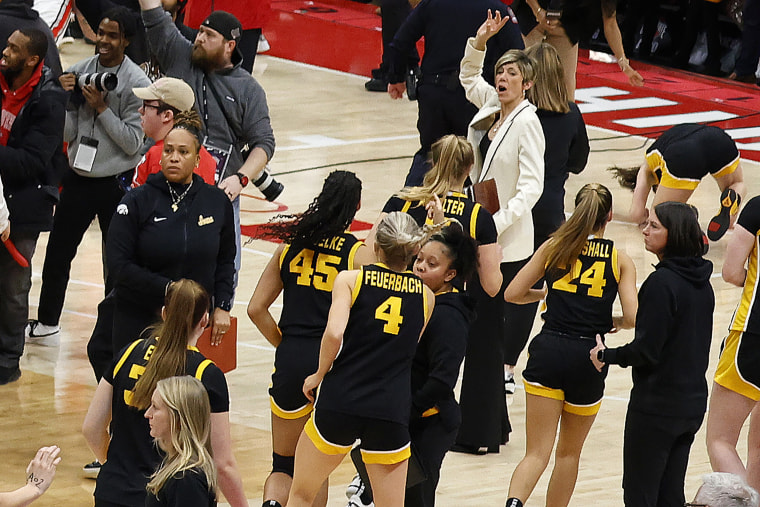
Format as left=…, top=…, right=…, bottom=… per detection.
left=453, top=10, right=546, bottom=454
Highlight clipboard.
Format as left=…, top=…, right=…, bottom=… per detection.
left=472, top=178, right=500, bottom=215
left=196, top=316, right=237, bottom=373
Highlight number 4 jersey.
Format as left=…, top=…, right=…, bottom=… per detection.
left=317, top=263, right=428, bottom=424
left=543, top=237, right=620, bottom=337
left=278, top=233, right=364, bottom=339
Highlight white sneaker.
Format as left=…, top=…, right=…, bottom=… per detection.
left=346, top=474, right=363, bottom=499
left=25, top=320, right=61, bottom=346
left=83, top=460, right=101, bottom=479
left=347, top=493, right=374, bottom=507
left=257, top=34, right=270, bottom=53
left=504, top=372, right=516, bottom=395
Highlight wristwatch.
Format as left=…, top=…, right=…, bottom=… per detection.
left=597, top=349, right=605, bottom=363
left=236, top=172, right=249, bottom=187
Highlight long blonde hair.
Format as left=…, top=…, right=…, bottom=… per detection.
left=525, top=43, right=570, bottom=113
left=545, top=183, right=613, bottom=273
left=146, top=376, right=217, bottom=496
left=130, top=279, right=210, bottom=410
left=396, top=135, right=473, bottom=202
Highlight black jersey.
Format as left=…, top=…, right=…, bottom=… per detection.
left=543, top=237, right=620, bottom=337
left=646, top=124, right=740, bottom=189
left=383, top=192, right=497, bottom=245
left=731, top=197, right=760, bottom=333
left=95, top=338, right=229, bottom=507
left=317, top=264, right=428, bottom=424
left=278, top=233, right=363, bottom=339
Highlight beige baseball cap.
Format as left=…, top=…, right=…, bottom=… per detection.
left=133, top=77, right=195, bottom=112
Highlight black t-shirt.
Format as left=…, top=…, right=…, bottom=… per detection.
left=95, top=338, right=229, bottom=507
left=144, top=469, right=216, bottom=507
left=278, top=233, right=363, bottom=339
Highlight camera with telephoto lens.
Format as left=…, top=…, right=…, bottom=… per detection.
left=75, top=72, right=118, bottom=92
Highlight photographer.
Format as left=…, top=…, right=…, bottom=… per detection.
left=26, top=6, right=150, bottom=343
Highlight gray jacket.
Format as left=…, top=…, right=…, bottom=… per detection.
left=142, top=7, right=275, bottom=180
left=64, top=55, right=150, bottom=178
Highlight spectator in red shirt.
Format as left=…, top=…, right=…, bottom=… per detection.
left=132, top=76, right=216, bottom=187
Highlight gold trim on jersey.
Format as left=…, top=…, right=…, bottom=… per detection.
left=713, top=155, right=740, bottom=179
left=470, top=203, right=482, bottom=239
left=279, top=244, right=291, bottom=269
left=304, top=415, right=353, bottom=455
left=421, top=407, right=440, bottom=417
left=730, top=234, right=760, bottom=332
left=270, top=397, right=314, bottom=419
left=195, top=359, right=213, bottom=380
left=113, top=339, right=143, bottom=377
left=646, top=150, right=700, bottom=190
left=714, top=330, right=760, bottom=401
left=361, top=443, right=411, bottom=465
left=611, top=246, right=620, bottom=282
left=400, top=200, right=413, bottom=213
left=347, top=240, right=364, bottom=270
left=351, top=268, right=363, bottom=306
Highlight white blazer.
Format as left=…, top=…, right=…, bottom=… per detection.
left=460, top=37, right=545, bottom=262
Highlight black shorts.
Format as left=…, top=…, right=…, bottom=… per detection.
left=304, top=408, right=411, bottom=465
left=269, top=335, right=321, bottom=419
left=522, top=330, right=608, bottom=415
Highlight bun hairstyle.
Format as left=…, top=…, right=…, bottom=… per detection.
left=146, top=376, right=217, bottom=497
left=375, top=212, right=441, bottom=266
left=545, top=183, right=613, bottom=273
left=396, top=135, right=474, bottom=203
left=428, top=222, right=479, bottom=285
left=257, top=170, right=362, bottom=251
left=170, top=109, right=203, bottom=150
left=130, top=279, right=210, bottom=411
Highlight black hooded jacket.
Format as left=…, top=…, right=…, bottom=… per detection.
left=605, top=256, right=715, bottom=418
left=411, top=290, right=475, bottom=430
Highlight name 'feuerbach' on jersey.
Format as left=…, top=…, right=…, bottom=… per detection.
left=363, top=269, right=424, bottom=294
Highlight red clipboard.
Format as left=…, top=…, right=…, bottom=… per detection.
left=196, top=316, right=237, bottom=373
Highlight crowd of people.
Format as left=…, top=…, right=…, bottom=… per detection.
left=0, top=0, right=759, bottom=506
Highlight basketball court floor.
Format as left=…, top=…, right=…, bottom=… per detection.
left=2, top=21, right=760, bottom=505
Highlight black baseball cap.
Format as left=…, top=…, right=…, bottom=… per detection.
left=201, top=11, right=243, bottom=63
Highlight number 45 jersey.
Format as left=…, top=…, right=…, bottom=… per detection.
left=279, top=233, right=364, bottom=339
left=317, top=263, right=428, bottom=423
left=543, top=237, right=620, bottom=337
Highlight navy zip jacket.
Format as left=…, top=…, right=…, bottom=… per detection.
left=106, top=172, right=235, bottom=312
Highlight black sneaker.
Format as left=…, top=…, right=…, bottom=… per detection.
left=707, top=188, right=740, bottom=241
left=364, top=78, right=387, bottom=92
left=83, top=460, right=102, bottom=479
left=0, top=366, right=21, bottom=385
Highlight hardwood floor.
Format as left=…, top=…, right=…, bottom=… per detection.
left=3, top=40, right=758, bottom=506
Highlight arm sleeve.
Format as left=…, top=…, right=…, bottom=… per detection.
left=214, top=195, right=236, bottom=310
left=241, top=82, right=276, bottom=160
left=0, top=90, right=66, bottom=187
left=567, top=105, right=590, bottom=175
left=411, top=308, right=468, bottom=415
left=96, top=73, right=152, bottom=156
left=459, top=38, right=498, bottom=110
left=200, top=362, right=230, bottom=413
left=491, top=116, right=545, bottom=235
left=474, top=205, right=498, bottom=244
left=106, top=192, right=173, bottom=302
left=604, top=274, right=673, bottom=368
left=386, top=0, right=427, bottom=83
left=142, top=6, right=193, bottom=74
left=382, top=196, right=406, bottom=213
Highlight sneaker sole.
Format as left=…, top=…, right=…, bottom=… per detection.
left=707, top=188, right=740, bottom=241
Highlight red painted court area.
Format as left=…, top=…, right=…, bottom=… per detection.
left=265, top=0, right=760, bottom=162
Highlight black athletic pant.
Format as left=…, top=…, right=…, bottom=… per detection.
left=623, top=409, right=704, bottom=507
left=38, top=172, right=123, bottom=326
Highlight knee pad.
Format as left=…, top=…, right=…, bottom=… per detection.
left=272, top=452, right=295, bottom=477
